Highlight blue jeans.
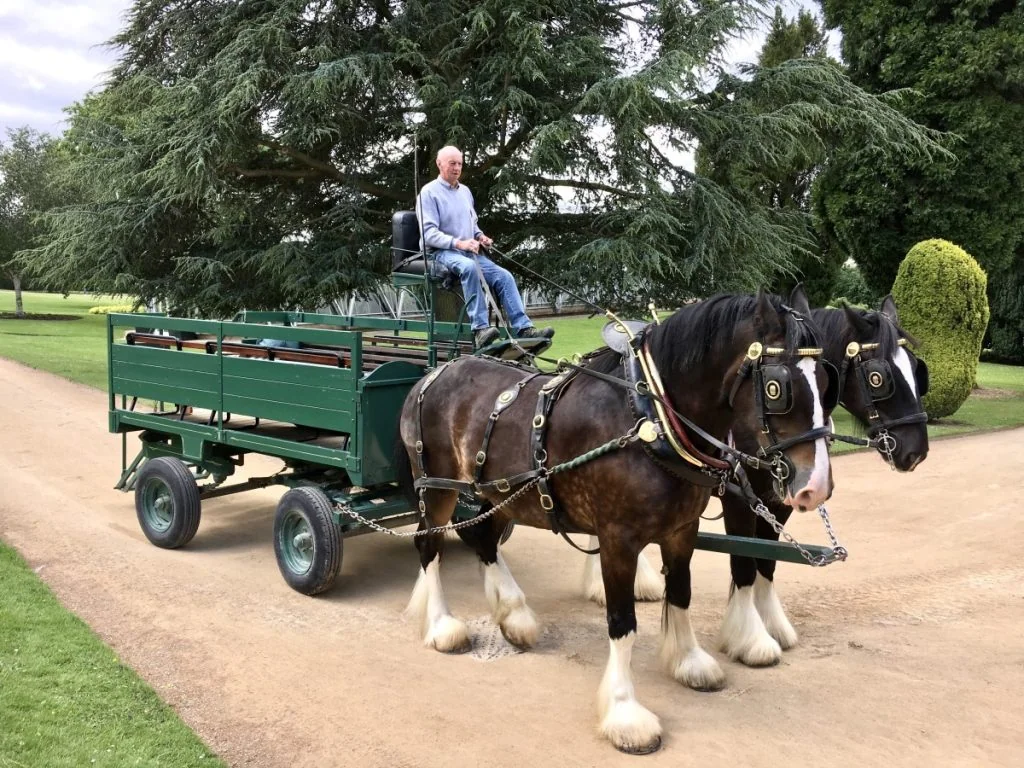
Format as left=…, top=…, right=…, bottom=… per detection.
left=432, top=250, right=531, bottom=331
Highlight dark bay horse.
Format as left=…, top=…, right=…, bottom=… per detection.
left=397, top=288, right=834, bottom=753
left=714, top=295, right=930, bottom=667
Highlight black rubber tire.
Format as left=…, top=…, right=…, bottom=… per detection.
left=273, top=487, right=343, bottom=596
left=134, top=456, right=202, bottom=549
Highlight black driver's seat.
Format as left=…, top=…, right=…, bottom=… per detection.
left=391, top=210, right=465, bottom=321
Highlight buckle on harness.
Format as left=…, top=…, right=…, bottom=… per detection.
left=539, top=493, right=554, bottom=511
left=475, top=451, right=487, bottom=466
left=415, top=440, right=423, bottom=454
left=532, top=414, right=546, bottom=429
left=496, top=479, right=511, bottom=493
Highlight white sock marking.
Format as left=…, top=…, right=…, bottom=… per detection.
left=719, top=584, right=782, bottom=666
left=598, top=632, right=662, bottom=751
left=753, top=573, right=798, bottom=650
left=484, top=551, right=538, bottom=647
left=660, top=604, right=725, bottom=690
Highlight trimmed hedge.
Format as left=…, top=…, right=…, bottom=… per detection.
left=891, top=239, right=989, bottom=420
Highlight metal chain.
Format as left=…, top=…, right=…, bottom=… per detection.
left=749, top=501, right=849, bottom=567
left=335, top=477, right=542, bottom=538
left=875, top=429, right=897, bottom=470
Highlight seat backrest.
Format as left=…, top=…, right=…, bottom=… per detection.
left=392, top=211, right=421, bottom=270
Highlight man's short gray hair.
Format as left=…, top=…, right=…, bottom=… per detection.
left=436, top=145, right=462, bottom=162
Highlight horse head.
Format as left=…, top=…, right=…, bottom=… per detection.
left=826, top=295, right=930, bottom=472
left=647, top=285, right=834, bottom=511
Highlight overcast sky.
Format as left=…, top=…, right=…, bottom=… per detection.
left=0, top=0, right=835, bottom=138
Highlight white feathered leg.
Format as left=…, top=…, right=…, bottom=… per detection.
left=483, top=551, right=539, bottom=648
left=753, top=573, right=798, bottom=650
left=719, top=583, right=782, bottom=666
left=598, top=632, right=662, bottom=754
left=405, top=557, right=471, bottom=653
left=660, top=603, right=726, bottom=691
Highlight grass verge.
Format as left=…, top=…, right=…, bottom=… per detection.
left=0, top=542, right=223, bottom=767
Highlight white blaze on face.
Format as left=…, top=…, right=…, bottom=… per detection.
left=797, top=357, right=830, bottom=493
left=893, top=347, right=918, bottom=399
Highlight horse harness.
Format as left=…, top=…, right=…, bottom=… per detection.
left=834, top=339, right=929, bottom=461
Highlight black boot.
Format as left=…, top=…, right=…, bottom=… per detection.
left=516, top=326, right=555, bottom=339
left=474, top=327, right=500, bottom=348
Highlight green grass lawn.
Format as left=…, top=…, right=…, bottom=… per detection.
left=0, top=543, right=224, bottom=767
left=0, top=290, right=128, bottom=391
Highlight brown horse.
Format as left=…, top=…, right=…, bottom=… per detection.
left=396, top=288, right=834, bottom=753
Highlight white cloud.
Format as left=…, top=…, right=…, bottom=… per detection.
left=0, top=0, right=130, bottom=134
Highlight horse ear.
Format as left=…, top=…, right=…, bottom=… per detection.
left=788, top=283, right=812, bottom=316
left=843, top=302, right=872, bottom=336
left=754, top=288, right=782, bottom=338
left=879, top=294, right=900, bottom=324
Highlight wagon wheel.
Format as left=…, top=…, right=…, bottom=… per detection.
left=134, top=457, right=202, bottom=549
left=273, top=487, right=343, bottom=596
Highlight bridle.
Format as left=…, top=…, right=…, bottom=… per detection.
left=726, top=339, right=836, bottom=499
left=836, top=338, right=929, bottom=465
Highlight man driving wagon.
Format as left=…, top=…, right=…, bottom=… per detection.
left=417, top=145, right=555, bottom=348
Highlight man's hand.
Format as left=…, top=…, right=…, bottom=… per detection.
left=455, top=238, right=480, bottom=254
left=476, top=233, right=493, bottom=248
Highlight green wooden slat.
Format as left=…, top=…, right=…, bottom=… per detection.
left=221, top=355, right=354, bottom=432
left=112, top=378, right=221, bottom=410
left=111, top=345, right=222, bottom=409
left=221, top=394, right=354, bottom=433
left=221, top=431, right=358, bottom=475
left=222, top=355, right=356, bottom=388
left=108, top=314, right=221, bottom=333
left=695, top=532, right=833, bottom=565
left=112, top=344, right=221, bottom=373
left=223, top=375, right=351, bottom=410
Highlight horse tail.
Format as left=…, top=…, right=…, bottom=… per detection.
left=393, top=419, right=417, bottom=508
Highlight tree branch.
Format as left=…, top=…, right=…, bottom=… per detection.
left=257, top=136, right=406, bottom=201
left=228, top=166, right=321, bottom=179
left=524, top=174, right=644, bottom=199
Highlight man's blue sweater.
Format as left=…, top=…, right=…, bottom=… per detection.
left=416, top=177, right=483, bottom=253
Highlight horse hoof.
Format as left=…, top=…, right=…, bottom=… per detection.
left=499, top=605, right=540, bottom=649
left=616, top=737, right=662, bottom=755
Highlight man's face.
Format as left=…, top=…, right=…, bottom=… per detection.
left=437, top=152, right=463, bottom=186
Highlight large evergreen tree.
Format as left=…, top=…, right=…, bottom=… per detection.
left=27, top=0, right=941, bottom=315
left=816, top=0, right=1024, bottom=361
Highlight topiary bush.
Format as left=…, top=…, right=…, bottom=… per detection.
left=891, top=239, right=989, bottom=420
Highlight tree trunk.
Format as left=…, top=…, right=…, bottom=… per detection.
left=12, top=273, right=25, bottom=318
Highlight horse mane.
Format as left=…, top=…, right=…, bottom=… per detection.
left=812, top=305, right=917, bottom=364
left=645, top=293, right=821, bottom=375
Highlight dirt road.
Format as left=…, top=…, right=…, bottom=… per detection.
left=2, top=357, right=1022, bottom=767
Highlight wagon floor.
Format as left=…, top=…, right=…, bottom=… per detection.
left=154, top=408, right=349, bottom=450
